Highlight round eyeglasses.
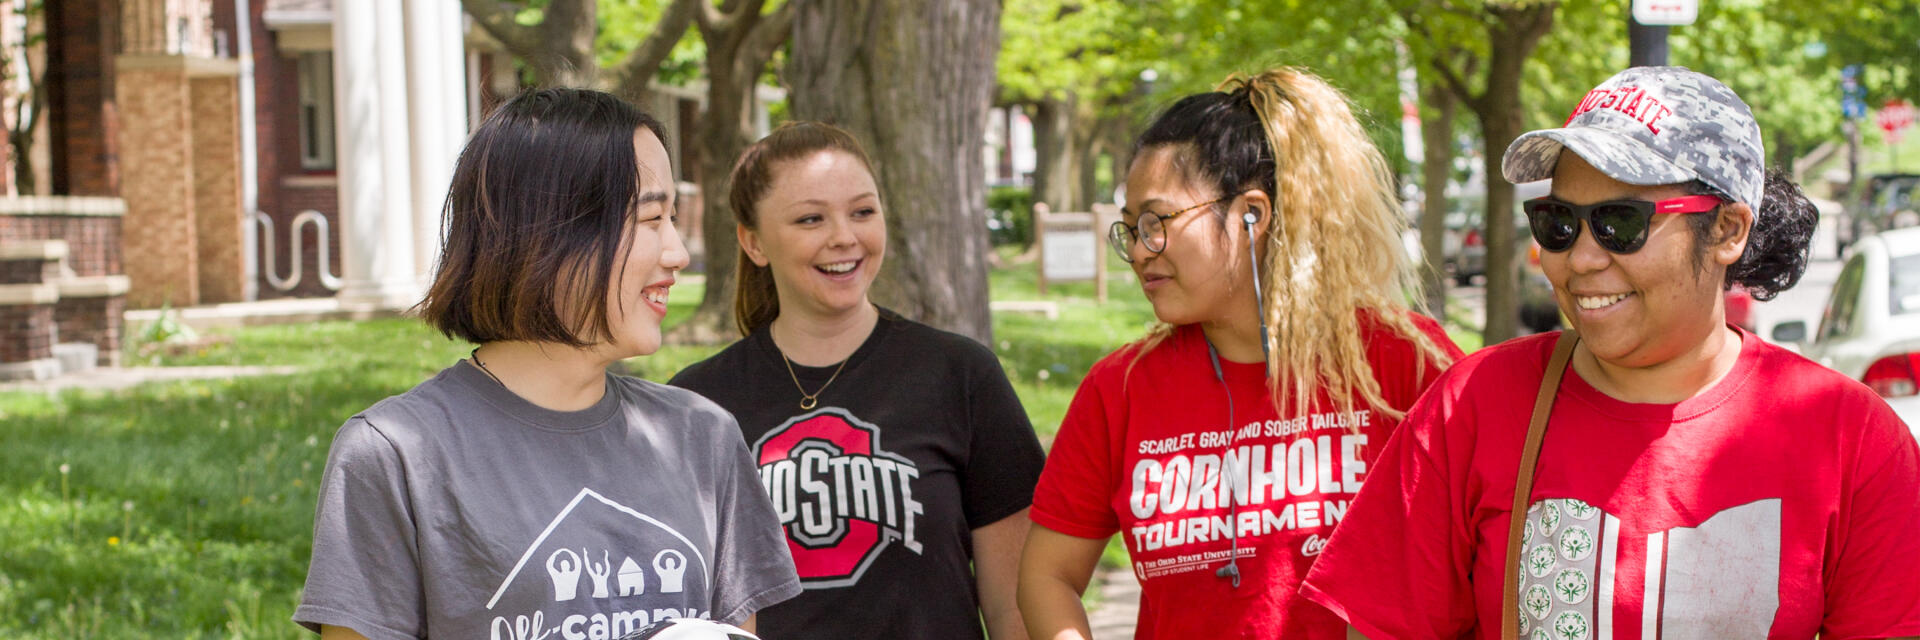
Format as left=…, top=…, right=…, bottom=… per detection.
left=1107, top=194, right=1235, bottom=263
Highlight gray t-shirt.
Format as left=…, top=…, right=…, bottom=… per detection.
left=295, top=361, right=800, bottom=640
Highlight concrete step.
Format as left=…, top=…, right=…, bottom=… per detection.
left=53, top=342, right=98, bottom=374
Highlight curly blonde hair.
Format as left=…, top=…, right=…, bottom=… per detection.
left=1129, top=67, right=1454, bottom=420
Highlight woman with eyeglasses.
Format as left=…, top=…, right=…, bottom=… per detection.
left=1304, top=67, right=1920, bottom=639
left=1017, top=67, right=1462, bottom=640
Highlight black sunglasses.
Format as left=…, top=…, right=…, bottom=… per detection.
left=1524, top=195, right=1723, bottom=254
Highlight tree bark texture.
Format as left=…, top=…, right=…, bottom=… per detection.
left=1031, top=95, right=1081, bottom=211
left=1473, top=3, right=1555, bottom=344
left=1413, top=1, right=1557, bottom=344
left=787, top=0, right=1000, bottom=344
left=1418, top=79, right=1456, bottom=319
left=673, top=0, right=794, bottom=343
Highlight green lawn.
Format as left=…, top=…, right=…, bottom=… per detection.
left=0, top=256, right=1476, bottom=637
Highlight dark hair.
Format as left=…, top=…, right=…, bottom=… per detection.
left=1134, top=92, right=1276, bottom=217
left=1126, top=67, right=1454, bottom=422
left=416, top=87, right=670, bottom=346
left=727, top=121, right=879, bottom=336
left=1685, top=168, right=1816, bottom=301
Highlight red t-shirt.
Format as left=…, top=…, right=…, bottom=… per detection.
left=1031, top=313, right=1461, bottom=639
left=1301, top=330, right=1920, bottom=640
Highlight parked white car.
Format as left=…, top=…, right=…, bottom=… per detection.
left=1773, top=226, right=1920, bottom=427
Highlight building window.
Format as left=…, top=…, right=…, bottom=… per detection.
left=297, top=52, right=336, bottom=170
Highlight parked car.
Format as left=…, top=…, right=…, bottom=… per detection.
left=1773, top=226, right=1920, bottom=426
left=1725, top=284, right=1756, bottom=333
left=1517, top=239, right=1562, bottom=333
left=1444, top=210, right=1486, bottom=286
left=1840, top=173, right=1920, bottom=249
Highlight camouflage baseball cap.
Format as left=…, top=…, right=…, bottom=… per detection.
left=1502, top=66, right=1765, bottom=211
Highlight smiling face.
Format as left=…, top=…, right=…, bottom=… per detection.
left=599, top=128, right=690, bottom=358
left=1542, top=151, right=1743, bottom=368
left=1122, top=144, right=1259, bottom=327
left=739, top=149, right=886, bottom=322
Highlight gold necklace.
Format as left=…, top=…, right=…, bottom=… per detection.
left=780, top=351, right=850, bottom=410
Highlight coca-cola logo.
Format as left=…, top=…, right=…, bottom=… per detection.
left=1300, top=533, right=1328, bottom=557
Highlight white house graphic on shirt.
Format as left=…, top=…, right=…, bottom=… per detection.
left=483, top=488, right=713, bottom=640
left=1516, top=497, right=1781, bottom=640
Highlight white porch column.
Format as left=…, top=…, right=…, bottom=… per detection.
left=333, top=0, right=419, bottom=310
left=404, top=0, right=469, bottom=286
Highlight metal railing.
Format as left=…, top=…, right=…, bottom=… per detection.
left=252, top=209, right=342, bottom=291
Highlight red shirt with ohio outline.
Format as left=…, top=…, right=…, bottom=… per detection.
left=1031, top=313, right=1461, bottom=640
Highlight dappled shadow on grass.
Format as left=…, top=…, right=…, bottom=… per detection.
left=0, top=316, right=477, bottom=639
left=0, top=365, right=433, bottom=638
left=0, top=269, right=1171, bottom=634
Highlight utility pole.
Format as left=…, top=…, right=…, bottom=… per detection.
left=1629, top=0, right=1697, bottom=66
left=1628, top=18, right=1669, bottom=67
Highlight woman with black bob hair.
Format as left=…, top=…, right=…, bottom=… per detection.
left=294, top=88, right=799, bottom=639
left=1305, top=67, right=1920, bottom=639
left=1018, top=67, right=1462, bottom=639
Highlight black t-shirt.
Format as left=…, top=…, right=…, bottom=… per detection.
left=670, top=309, right=1045, bottom=639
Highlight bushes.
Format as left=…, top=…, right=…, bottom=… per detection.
left=987, top=185, right=1034, bottom=248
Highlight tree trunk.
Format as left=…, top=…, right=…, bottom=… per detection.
left=1101, top=113, right=1134, bottom=200
left=675, top=79, right=757, bottom=343
left=789, top=0, right=999, bottom=344
left=1472, top=3, right=1556, bottom=344
left=459, top=0, right=599, bottom=88
left=668, top=1, right=793, bottom=343
left=1071, top=99, right=1101, bottom=208
left=1031, top=95, right=1080, bottom=211
left=1419, top=80, right=1456, bottom=319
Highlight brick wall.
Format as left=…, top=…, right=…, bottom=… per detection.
left=257, top=179, right=341, bottom=299
left=0, top=303, right=53, bottom=362
left=191, top=76, right=245, bottom=303
left=0, top=259, right=59, bottom=284
left=248, top=4, right=341, bottom=301
left=46, top=0, right=121, bottom=196
left=116, top=64, right=199, bottom=308
left=55, top=295, right=125, bottom=366
left=0, top=215, right=123, bottom=277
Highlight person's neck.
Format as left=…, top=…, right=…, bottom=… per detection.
left=770, top=302, right=880, bottom=366
left=1201, top=311, right=1267, bottom=366
left=470, top=341, right=613, bottom=412
left=1572, top=324, right=1744, bottom=405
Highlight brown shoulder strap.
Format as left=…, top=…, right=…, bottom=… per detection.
left=1501, top=331, right=1580, bottom=640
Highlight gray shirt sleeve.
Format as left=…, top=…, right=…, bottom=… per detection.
left=706, top=411, right=802, bottom=625
left=294, top=417, right=427, bottom=639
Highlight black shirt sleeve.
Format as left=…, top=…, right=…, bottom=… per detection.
left=954, top=338, right=1047, bottom=528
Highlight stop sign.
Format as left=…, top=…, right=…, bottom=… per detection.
left=1879, top=98, right=1917, bottom=137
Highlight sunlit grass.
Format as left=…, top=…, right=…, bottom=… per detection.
left=0, top=256, right=1481, bottom=636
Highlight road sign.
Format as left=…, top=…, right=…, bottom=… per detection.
left=1632, top=0, right=1698, bottom=26
left=1879, top=99, right=1916, bottom=142
left=1843, top=66, right=1869, bottom=120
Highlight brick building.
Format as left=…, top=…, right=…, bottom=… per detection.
left=5, top=0, right=736, bottom=380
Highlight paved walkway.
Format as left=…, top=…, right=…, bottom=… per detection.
left=0, top=365, right=300, bottom=394
left=1087, top=564, right=1141, bottom=639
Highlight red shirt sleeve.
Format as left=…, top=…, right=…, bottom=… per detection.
left=1301, top=371, right=1478, bottom=639
left=1822, top=401, right=1920, bottom=639
left=1030, top=354, right=1125, bottom=539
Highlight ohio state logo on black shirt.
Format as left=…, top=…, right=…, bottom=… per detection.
left=752, top=408, right=925, bottom=589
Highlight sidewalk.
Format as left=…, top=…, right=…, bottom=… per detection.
left=1087, top=564, right=1141, bottom=639
left=0, top=364, right=300, bottom=394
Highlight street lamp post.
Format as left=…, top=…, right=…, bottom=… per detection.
left=1629, top=18, right=1670, bottom=67
left=1628, top=0, right=1697, bottom=67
